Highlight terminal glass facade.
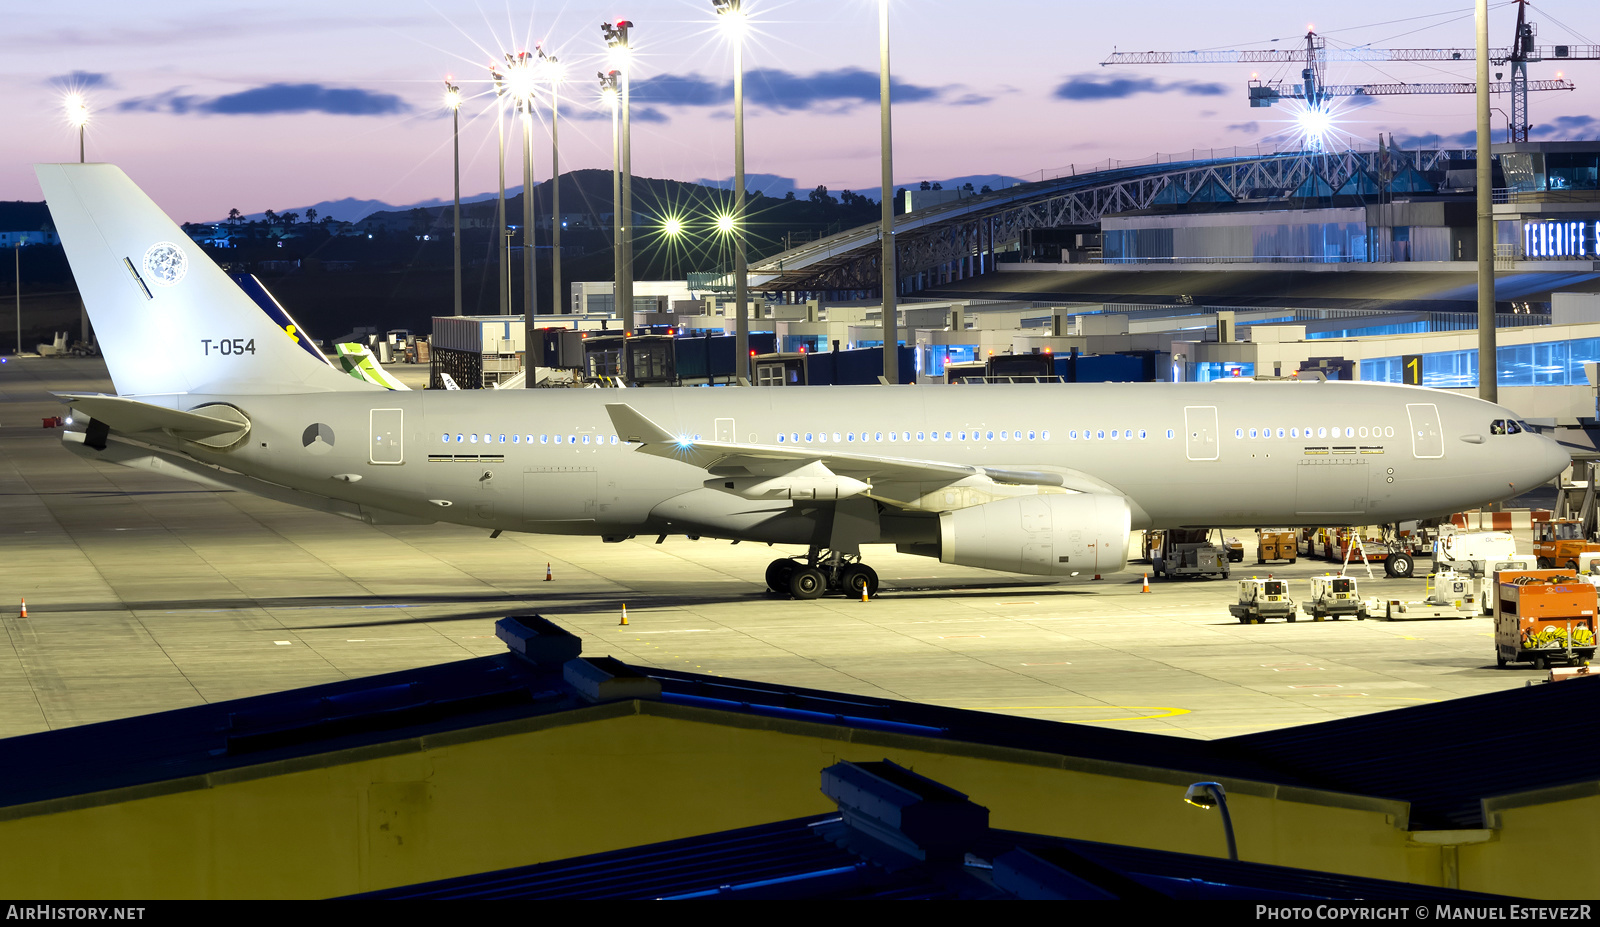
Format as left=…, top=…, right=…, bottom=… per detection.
left=1359, top=336, right=1600, bottom=388
left=1193, top=362, right=1254, bottom=382
left=922, top=344, right=978, bottom=377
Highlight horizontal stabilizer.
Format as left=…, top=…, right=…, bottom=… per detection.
left=57, top=393, right=250, bottom=446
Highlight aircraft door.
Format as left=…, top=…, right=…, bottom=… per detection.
left=1406, top=404, right=1444, bottom=459
left=715, top=418, right=735, bottom=443
left=1183, top=406, right=1219, bottom=461
left=369, top=409, right=403, bottom=464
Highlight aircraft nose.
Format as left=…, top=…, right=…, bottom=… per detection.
left=1530, top=433, right=1572, bottom=486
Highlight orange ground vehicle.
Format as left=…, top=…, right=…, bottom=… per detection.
left=1257, top=529, right=1297, bottom=564
left=1494, top=570, right=1598, bottom=669
left=1533, top=519, right=1600, bottom=572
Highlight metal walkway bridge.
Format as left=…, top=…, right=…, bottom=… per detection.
left=736, top=145, right=1467, bottom=298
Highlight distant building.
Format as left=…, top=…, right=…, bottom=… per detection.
left=0, top=202, right=59, bottom=247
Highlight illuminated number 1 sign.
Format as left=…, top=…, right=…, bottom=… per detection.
left=1402, top=354, right=1422, bottom=386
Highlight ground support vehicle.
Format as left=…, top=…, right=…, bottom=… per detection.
left=1302, top=575, right=1367, bottom=620
left=1257, top=529, right=1297, bottom=564
left=1430, top=557, right=1536, bottom=616
left=1376, top=597, right=1477, bottom=620
left=1223, top=535, right=1245, bottom=563
left=1151, top=528, right=1231, bottom=580
left=1494, top=570, right=1598, bottom=669
left=1230, top=578, right=1295, bottom=624
left=1533, top=519, right=1600, bottom=572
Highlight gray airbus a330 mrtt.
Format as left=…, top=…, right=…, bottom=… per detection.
left=36, top=164, right=1571, bottom=599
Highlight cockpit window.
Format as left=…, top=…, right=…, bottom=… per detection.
left=1490, top=419, right=1522, bottom=435
left=1508, top=420, right=1523, bottom=434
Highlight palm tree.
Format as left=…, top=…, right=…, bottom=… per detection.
left=305, top=208, right=318, bottom=225
left=227, top=208, right=242, bottom=226
left=263, top=209, right=279, bottom=227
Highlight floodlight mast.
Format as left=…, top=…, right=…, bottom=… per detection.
left=444, top=81, right=462, bottom=316
left=507, top=50, right=538, bottom=334
left=712, top=0, right=749, bottom=382
left=602, top=20, right=634, bottom=324
left=599, top=70, right=621, bottom=320
left=539, top=46, right=563, bottom=317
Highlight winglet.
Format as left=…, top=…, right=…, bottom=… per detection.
left=605, top=403, right=676, bottom=445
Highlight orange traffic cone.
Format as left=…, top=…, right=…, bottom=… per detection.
left=544, top=562, right=553, bottom=582
left=861, top=584, right=870, bottom=603
left=619, top=604, right=629, bottom=626
left=1093, top=574, right=1102, bottom=581
left=1141, top=573, right=1150, bottom=593
left=18, top=598, right=26, bottom=618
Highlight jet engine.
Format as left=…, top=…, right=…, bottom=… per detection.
left=936, top=493, right=1130, bottom=577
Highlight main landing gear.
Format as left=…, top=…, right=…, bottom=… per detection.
left=765, top=551, right=880, bottom=600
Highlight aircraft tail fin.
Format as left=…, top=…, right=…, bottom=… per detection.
left=35, top=163, right=376, bottom=397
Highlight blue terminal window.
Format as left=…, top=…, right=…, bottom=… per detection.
left=925, top=344, right=978, bottom=377
left=1195, top=362, right=1255, bottom=382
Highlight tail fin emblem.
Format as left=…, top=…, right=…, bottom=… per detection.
left=141, top=242, right=187, bottom=286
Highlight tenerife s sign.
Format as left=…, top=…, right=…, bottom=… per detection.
left=1524, top=220, right=1599, bottom=260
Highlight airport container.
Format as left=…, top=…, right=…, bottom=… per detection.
left=430, top=316, right=525, bottom=355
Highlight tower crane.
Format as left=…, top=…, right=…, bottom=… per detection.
left=1102, top=1, right=1593, bottom=142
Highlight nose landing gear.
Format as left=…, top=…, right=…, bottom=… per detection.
left=765, top=551, right=880, bottom=600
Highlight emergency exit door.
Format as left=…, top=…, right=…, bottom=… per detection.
left=370, top=409, right=404, bottom=464
left=1184, top=406, right=1219, bottom=461
left=1406, top=403, right=1444, bottom=459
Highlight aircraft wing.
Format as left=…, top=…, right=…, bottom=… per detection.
left=604, top=401, right=1125, bottom=506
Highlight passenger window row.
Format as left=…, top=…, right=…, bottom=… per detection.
left=441, top=433, right=621, bottom=446
left=776, top=429, right=1054, bottom=445
left=1234, top=426, right=1396, bottom=440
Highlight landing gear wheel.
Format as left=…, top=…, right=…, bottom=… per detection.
left=765, top=559, right=796, bottom=594
left=841, top=564, right=879, bottom=599
left=789, top=567, right=826, bottom=600
left=1387, top=553, right=1414, bottom=579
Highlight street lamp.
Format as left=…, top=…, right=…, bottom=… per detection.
left=599, top=70, right=621, bottom=319
left=490, top=63, right=511, bottom=315
left=713, top=0, right=749, bottom=383
left=539, top=46, right=564, bottom=316
left=506, top=51, right=539, bottom=334
left=444, top=81, right=463, bottom=316
left=64, top=93, right=88, bottom=163
left=878, top=0, right=898, bottom=384
left=602, top=20, right=634, bottom=322
left=1183, top=782, right=1237, bottom=862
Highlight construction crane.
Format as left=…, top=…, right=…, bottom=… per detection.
left=1102, top=1, right=1594, bottom=142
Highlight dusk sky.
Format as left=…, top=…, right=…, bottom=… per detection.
left=5, top=1, right=1598, bottom=223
